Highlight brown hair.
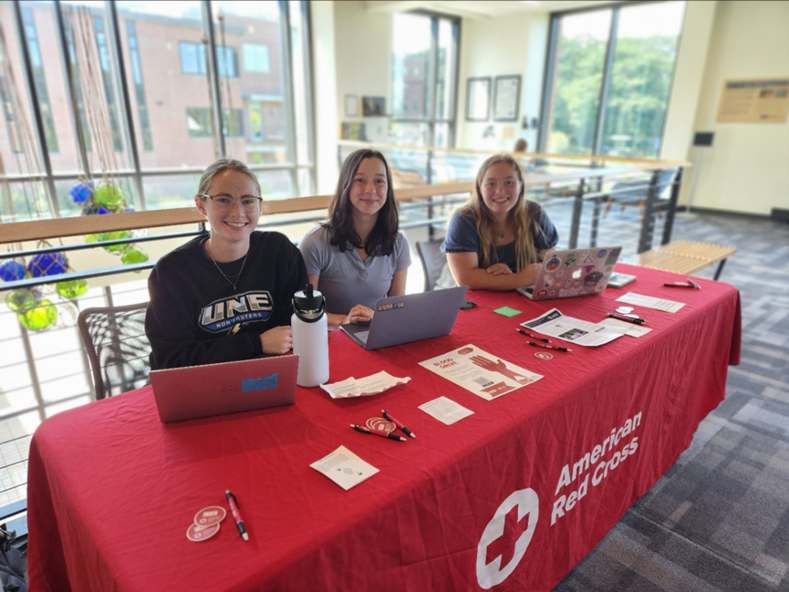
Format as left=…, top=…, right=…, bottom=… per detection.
left=457, top=154, right=543, bottom=270
left=325, top=149, right=399, bottom=256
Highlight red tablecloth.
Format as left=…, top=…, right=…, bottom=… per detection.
left=27, top=265, right=741, bottom=592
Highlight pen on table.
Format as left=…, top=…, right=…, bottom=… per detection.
left=607, top=313, right=647, bottom=325
left=516, top=330, right=572, bottom=352
left=351, top=424, right=407, bottom=442
left=517, top=329, right=550, bottom=343
left=663, top=279, right=700, bottom=289
left=382, top=409, right=416, bottom=439
left=225, top=491, right=248, bottom=542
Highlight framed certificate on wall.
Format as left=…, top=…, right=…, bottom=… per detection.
left=466, top=77, right=491, bottom=122
left=493, top=75, right=521, bottom=122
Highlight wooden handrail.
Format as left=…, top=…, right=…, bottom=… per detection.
left=0, top=156, right=686, bottom=245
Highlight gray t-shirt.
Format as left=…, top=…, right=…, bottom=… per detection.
left=298, top=225, right=411, bottom=315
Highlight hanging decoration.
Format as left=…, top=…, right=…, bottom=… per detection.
left=67, top=7, right=148, bottom=270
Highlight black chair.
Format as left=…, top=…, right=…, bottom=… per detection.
left=415, top=240, right=447, bottom=292
left=603, top=168, right=677, bottom=222
left=77, top=302, right=151, bottom=400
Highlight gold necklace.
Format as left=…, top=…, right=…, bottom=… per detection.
left=206, top=242, right=248, bottom=291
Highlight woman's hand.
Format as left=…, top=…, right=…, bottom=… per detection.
left=260, top=326, right=293, bottom=354
left=345, top=304, right=374, bottom=325
left=519, top=262, right=542, bottom=287
left=486, top=263, right=513, bottom=276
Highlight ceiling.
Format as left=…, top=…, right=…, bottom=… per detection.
left=365, top=0, right=621, bottom=19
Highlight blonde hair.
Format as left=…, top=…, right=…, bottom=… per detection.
left=458, top=154, right=542, bottom=271
left=196, top=159, right=268, bottom=213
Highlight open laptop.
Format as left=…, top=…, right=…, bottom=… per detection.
left=517, top=246, right=622, bottom=301
left=341, top=286, right=468, bottom=350
left=150, top=355, right=299, bottom=423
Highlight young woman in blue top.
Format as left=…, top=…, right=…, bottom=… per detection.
left=442, top=153, right=558, bottom=290
left=299, top=149, right=410, bottom=329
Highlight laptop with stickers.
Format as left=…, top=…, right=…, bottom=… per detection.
left=517, top=246, right=623, bottom=301
left=150, top=355, right=299, bottom=423
left=341, top=286, right=468, bottom=350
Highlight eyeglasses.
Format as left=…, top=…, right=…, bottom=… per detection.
left=199, top=193, right=263, bottom=213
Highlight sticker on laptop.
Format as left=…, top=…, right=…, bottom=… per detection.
left=242, top=373, right=278, bottom=392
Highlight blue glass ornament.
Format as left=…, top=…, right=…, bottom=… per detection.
left=28, top=252, right=68, bottom=278
left=69, top=181, right=94, bottom=205
left=0, top=259, right=26, bottom=282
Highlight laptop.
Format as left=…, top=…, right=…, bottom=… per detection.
left=341, top=286, right=468, bottom=350
left=517, top=246, right=623, bottom=301
left=150, top=355, right=299, bottom=423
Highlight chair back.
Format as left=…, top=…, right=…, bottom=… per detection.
left=416, top=240, right=447, bottom=292
left=78, top=302, right=151, bottom=400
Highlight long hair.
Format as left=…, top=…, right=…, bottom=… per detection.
left=196, top=159, right=267, bottom=213
left=458, top=154, right=543, bottom=271
left=325, top=149, right=399, bottom=256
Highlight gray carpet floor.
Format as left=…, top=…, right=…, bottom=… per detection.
left=543, top=201, right=789, bottom=592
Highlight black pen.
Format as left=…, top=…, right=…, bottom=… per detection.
left=225, top=491, right=248, bottom=541
left=382, top=409, right=416, bottom=439
left=351, top=424, right=407, bottom=442
left=663, top=282, right=698, bottom=289
left=607, top=313, right=646, bottom=325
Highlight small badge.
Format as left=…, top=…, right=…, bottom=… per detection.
left=194, top=506, right=226, bottom=527
left=365, top=417, right=396, bottom=433
left=187, top=522, right=220, bottom=542
left=534, top=352, right=553, bottom=360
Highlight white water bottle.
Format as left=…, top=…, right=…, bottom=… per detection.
left=291, top=284, right=329, bottom=387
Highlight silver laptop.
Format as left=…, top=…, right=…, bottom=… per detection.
left=150, top=355, right=299, bottom=423
left=341, top=286, right=468, bottom=350
left=517, top=246, right=622, bottom=301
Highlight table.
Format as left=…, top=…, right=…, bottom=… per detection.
left=27, top=264, right=740, bottom=592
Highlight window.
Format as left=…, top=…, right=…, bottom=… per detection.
left=541, top=2, right=685, bottom=158
left=21, top=7, right=58, bottom=153
left=179, top=41, right=207, bottom=74
left=93, top=16, right=123, bottom=151
left=390, top=12, right=459, bottom=148
left=126, top=20, right=153, bottom=151
left=179, top=42, right=237, bottom=77
left=243, top=44, right=270, bottom=73
left=187, top=107, right=243, bottom=138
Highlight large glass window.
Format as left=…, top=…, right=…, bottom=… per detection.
left=0, top=0, right=314, bottom=220
left=542, top=2, right=685, bottom=158
left=390, top=12, right=459, bottom=148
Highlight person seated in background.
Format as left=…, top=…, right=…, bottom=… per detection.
left=441, top=154, right=558, bottom=291
left=145, top=159, right=307, bottom=370
left=299, top=149, right=411, bottom=329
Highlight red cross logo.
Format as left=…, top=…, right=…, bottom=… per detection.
left=476, top=488, right=540, bottom=589
left=485, top=503, right=530, bottom=568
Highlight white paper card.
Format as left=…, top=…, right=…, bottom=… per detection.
left=599, top=317, right=653, bottom=338
left=320, top=372, right=411, bottom=399
left=616, top=292, right=685, bottom=313
left=419, top=397, right=474, bottom=425
left=521, top=308, right=623, bottom=347
left=419, top=344, right=542, bottom=401
left=310, top=446, right=379, bottom=491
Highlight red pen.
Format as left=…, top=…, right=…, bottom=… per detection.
left=607, top=313, right=647, bottom=325
left=351, top=424, right=407, bottom=442
left=382, top=409, right=416, bottom=439
left=225, top=491, right=248, bottom=541
left=517, top=330, right=550, bottom=343
left=515, top=329, right=573, bottom=352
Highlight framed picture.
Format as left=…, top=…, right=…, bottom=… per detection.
left=466, top=77, right=491, bottom=122
left=493, top=75, right=521, bottom=122
left=344, top=94, right=358, bottom=118
left=362, top=96, right=386, bottom=117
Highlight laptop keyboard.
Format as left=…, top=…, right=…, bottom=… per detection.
left=356, top=330, right=370, bottom=344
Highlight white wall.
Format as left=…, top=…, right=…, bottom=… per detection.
left=674, top=1, right=789, bottom=215
left=455, top=12, right=541, bottom=152
left=310, top=0, right=339, bottom=194
left=333, top=1, right=392, bottom=145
